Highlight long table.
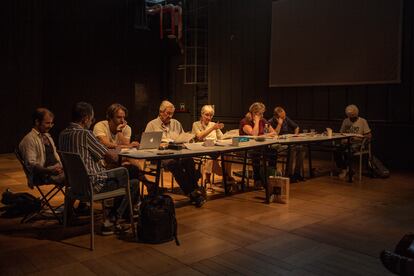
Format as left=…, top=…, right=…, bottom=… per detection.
left=119, top=133, right=356, bottom=201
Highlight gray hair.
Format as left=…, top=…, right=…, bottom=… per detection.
left=345, top=104, right=359, bottom=117
left=159, top=100, right=175, bottom=112
left=201, top=105, right=215, bottom=116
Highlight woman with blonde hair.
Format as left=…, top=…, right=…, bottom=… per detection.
left=239, top=102, right=275, bottom=136
left=239, top=102, right=276, bottom=189
left=192, top=105, right=235, bottom=187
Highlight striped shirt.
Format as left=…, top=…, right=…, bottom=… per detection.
left=59, top=123, right=108, bottom=192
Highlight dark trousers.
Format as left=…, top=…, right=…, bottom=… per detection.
left=100, top=167, right=140, bottom=218
left=162, top=158, right=201, bottom=195
left=250, top=149, right=278, bottom=181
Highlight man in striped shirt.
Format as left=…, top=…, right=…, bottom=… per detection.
left=59, top=102, right=139, bottom=235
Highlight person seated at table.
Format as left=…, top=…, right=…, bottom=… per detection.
left=19, top=108, right=65, bottom=188
left=239, top=102, right=276, bottom=189
left=335, top=104, right=372, bottom=179
left=145, top=100, right=206, bottom=207
left=268, top=106, right=305, bottom=182
left=192, top=105, right=235, bottom=186
left=93, top=103, right=154, bottom=194
left=59, top=102, right=140, bottom=235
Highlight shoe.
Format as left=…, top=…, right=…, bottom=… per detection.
left=289, top=175, right=298, bottom=183
left=190, top=190, right=206, bottom=208
left=194, top=195, right=206, bottom=208
left=114, top=223, right=131, bottom=233
left=338, top=169, right=347, bottom=179
left=380, top=250, right=409, bottom=275
left=293, top=173, right=305, bottom=182
left=100, top=223, right=114, bottom=236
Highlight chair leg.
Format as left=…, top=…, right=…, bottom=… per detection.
left=126, top=184, right=137, bottom=241
left=359, top=154, right=363, bottom=181
left=160, top=168, right=164, bottom=189
left=90, top=198, right=94, bottom=251
left=63, top=191, right=70, bottom=227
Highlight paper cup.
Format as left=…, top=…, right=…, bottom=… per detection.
left=232, top=137, right=239, bottom=146
left=326, top=128, right=333, bottom=137
left=203, top=138, right=215, bottom=147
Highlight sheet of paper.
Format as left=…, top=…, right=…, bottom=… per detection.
left=184, top=142, right=207, bottom=151
left=172, top=132, right=195, bottom=143
left=215, top=139, right=232, bottom=146
left=221, top=129, right=240, bottom=139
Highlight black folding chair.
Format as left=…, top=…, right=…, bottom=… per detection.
left=14, top=148, right=65, bottom=224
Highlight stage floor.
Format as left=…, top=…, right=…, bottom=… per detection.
left=1, top=153, right=412, bottom=275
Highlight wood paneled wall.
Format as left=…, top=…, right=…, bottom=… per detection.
left=208, top=0, right=414, bottom=169
left=1, top=0, right=165, bottom=152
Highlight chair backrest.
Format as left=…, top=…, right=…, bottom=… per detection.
left=58, top=151, right=92, bottom=200
left=354, top=137, right=371, bottom=156
left=14, top=148, right=34, bottom=187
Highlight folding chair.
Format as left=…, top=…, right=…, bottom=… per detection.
left=59, top=151, right=136, bottom=250
left=14, top=148, right=64, bottom=224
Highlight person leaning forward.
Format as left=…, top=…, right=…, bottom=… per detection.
left=93, top=102, right=155, bottom=195
left=145, top=100, right=206, bottom=207
left=59, top=102, right=140, bottom=235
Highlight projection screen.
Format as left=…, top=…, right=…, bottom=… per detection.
left=269, top=0, right=403, bottom=87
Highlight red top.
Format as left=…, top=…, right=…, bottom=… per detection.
left=239, top=118, right=267, bottom=135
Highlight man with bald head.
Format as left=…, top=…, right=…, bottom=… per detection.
left=19, top=108, right=64, bottom=187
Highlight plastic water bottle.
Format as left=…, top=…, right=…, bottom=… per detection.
left=264, top=123, right=270, bottom=134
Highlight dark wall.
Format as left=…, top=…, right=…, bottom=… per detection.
left=1, top=0, right=165, bottom=152
left=209, top=0, right=414, bottom=170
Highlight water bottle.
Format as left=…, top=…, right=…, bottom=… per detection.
left=264, top=123, right=269, bottom=134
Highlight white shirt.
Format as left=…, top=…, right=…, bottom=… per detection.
left=18, top=128, right=61, bottom=185
left=191, top=121, right=223, bottom=141
left=93, top=120, right=132, bottom=145
left=145, top=117, right=183, bottom=141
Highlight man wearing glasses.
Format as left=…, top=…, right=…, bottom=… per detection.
left=19, top=108, right=64, bottom=187
left=145, top=100, right=206, bottom=207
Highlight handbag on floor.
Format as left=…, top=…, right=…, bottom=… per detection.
left=368, top=155, right=390, bottom=178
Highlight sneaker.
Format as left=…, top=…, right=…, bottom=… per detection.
left=338, top=169, right=347, bottom=179
left=293, top=173, right=305, bottom=182
left=380, top=250, right=409, bottom=275
left=190, top=191, right=206, bottom=208
left=114, top=223, right=131, bottom=233
left=100, top=223, right=114, bottom=236
left=194, top=195, right=206, bottom=208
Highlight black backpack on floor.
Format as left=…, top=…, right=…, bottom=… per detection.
left=368, top=155, right=390, bottom=178
left=137, top=194, right=180, bottom=245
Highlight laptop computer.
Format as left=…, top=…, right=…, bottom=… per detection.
left=138, top=131, right=163, bottom=150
